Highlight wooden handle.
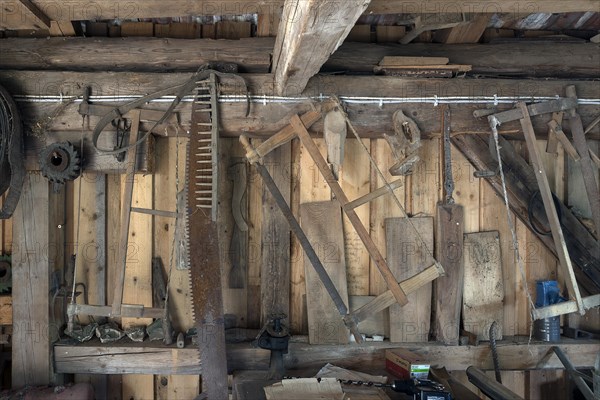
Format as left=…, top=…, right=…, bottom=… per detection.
left=239, top=135, right=260, bottom=164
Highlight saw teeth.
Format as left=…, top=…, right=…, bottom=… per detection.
left=186, top=76, right=222, bottom=357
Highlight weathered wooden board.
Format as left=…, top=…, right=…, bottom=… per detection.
left=408, top=138, right=440, bottom=216
left=71, top=173, right=106, bottom=323
left=370, top=140, right=406, bottom=296
left=386, top=217, right=434, bottom=343
left=120, top=162, right=154, bottom=399
left=452, top=144, right=480, bottom=234
left=433, top=203, right=464, bottom=345
left=221, top=143, right=249, bottom=319
left=54, top=337, right=600, bottom=375
left=12, top=173, right=53, bottom=387
left=479, top=184, right=518, bottom=336
left=300, top=201, right=349, bottom=344
left=463, top=231, right=504, bottom=340
left=216, top=21, right=252, bottom=40
left=70, top=172, right=108, bottom=398
left=261, top=144, right=291, bottom=325
left=152, top=137, right=200, bottom=398
left=290, top=138, right=330, bottom=334
left=341, top=139, right=371, bottom=297
left=257, top=12, right=281, bottom=38
left=247, top=139, right=263, bottom=330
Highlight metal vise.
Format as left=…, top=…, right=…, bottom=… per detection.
left=255, top=314, right=290, bottom=380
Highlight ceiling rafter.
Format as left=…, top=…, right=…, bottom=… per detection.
left=272, top=0, right=371, bottom=95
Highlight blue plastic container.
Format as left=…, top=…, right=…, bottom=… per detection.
left=534, top=280, right=562, bottom=342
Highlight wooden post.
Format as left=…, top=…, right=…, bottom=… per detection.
left=12, top=173, right=64, bottom=387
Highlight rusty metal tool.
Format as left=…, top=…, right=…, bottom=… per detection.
left=152, top=257, right=174, bottom=345
left=187, top=73, right=228, bottom=399
left=385, top=110, right=422, bottom=176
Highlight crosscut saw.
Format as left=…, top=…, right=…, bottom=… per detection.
left=186, top=72, right=228, bottom=399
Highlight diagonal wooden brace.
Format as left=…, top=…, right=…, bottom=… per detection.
left=289, top=114, right=409, bottom=306
left=517, top=102, right=585, bottom=315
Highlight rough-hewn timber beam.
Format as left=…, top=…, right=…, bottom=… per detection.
left=367, top=1, right=600, bottom=14
left=327, top=42, right=600, bottom=79
left=1, top=1, right=598, bottom=29
left=0, top=37, right=273, bottom=73
left=272, top=0, right=371, bottom=95
left=1, top=71, right=597, bottom=140
left=1, top=39, right=598, bottom=81
left=54, top=337, right=600, bottom=375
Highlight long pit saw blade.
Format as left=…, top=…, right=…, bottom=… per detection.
left=186, top=73, right=228, bottom=399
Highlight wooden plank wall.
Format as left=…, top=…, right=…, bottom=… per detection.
left=2, top=138, right=586, bottom=399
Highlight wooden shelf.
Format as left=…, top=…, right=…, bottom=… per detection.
left=54, top=336, right=599, bottom=376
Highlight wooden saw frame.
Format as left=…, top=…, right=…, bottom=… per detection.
left=240, top=105, right=444, bottom=343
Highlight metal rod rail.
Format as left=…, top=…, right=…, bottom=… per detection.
left=552, top=346, right=595, bottom=400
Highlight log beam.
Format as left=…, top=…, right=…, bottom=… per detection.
left=327, top=42, right=600, bottom=79
left=0, top=71, right=598, bottom=173
left=0, top=39, right=597, bottom=81
left=0, top=37, right=273, bottom=73
left=54, top=337, right=600, bottom=375
left=0, top=1, right=598, bottom=30
left=272, top=0, right=371, bottom=95
left=1, top=71, right=598, bottom=142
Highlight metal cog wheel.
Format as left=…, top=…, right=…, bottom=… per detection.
left=39, top=141, right=81, bottom=184
left=0, top=255, right=11, bottom=293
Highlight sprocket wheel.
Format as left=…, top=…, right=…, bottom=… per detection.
left=39, top=142, right=81, bottom=184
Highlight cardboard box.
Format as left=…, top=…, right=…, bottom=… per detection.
left=385, top=348, right=430, bottom=379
